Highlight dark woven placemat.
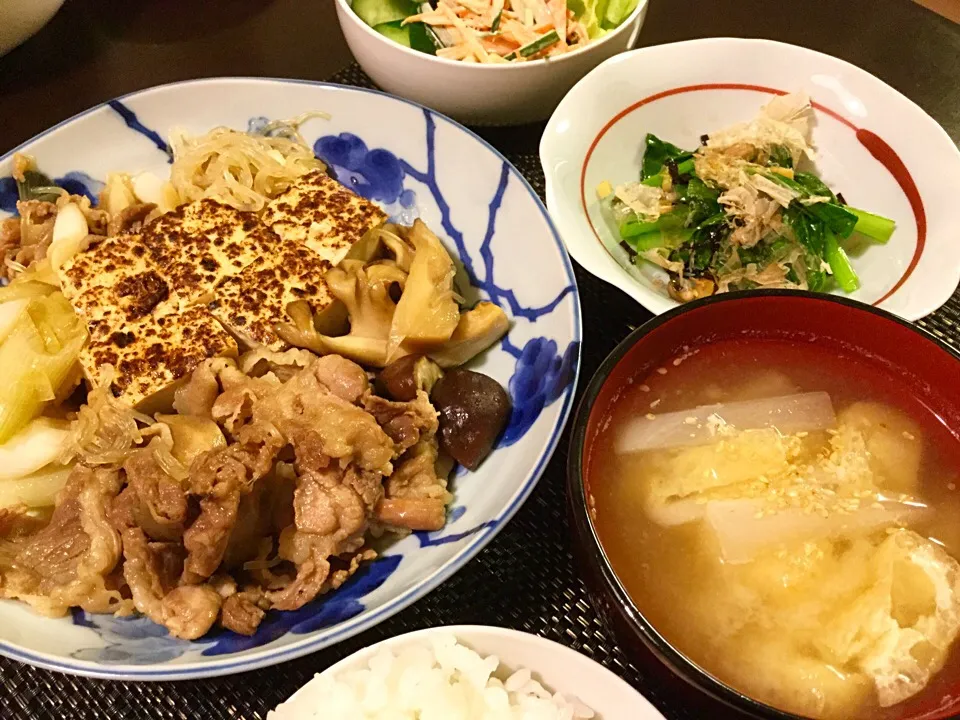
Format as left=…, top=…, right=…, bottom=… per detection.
left=2, top=64, right=959, bottom=720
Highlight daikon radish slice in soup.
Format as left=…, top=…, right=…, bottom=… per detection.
left=587, top=338, right=960, bottom=720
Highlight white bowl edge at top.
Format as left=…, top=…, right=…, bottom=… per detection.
left=541, top=38, right=960, bottom=321
left=335, top=0, right=650, bottom=125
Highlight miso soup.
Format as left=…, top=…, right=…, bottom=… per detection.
left=587, top=338, right=960, bottom=720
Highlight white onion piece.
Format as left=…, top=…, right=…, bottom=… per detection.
left=616, top=392, right=836, bottom=454
left=0, top=464, right=72, bottom=508
left=0, top=417, right=73, bottom=480
left=705, top=497, right=929, bottom=564
left=103, top=173, right=136, bottom=216
left=132, top=171, right=164, bottom=205
left=0, top=298, right=29, bottom=345
left=48, top=202, right=89, bottom=271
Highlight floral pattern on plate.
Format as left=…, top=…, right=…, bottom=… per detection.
left=0, top=79, right=580, bottom=679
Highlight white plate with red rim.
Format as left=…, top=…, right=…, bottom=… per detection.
left=540, top=38, right=960, bottom=321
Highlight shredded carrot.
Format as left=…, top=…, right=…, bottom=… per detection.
left=481, top=35, right=520, bottom=53
left=408, top=1, right=592, bottom=63
left=548, top=0, right=567, bottom=45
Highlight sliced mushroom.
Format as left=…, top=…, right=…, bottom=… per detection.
left=317, top=335, right=394, bottom=368
left=387, top=220, right=459, bottom=361
left=431, top=369, right=511, bottom=471
left=376, top=355, right=443, bottom=402
left=378, top=225, right=416, bottom=273
left=276, top=261, right=407, bottom=367
left=428, top=301, right=510, bottom=368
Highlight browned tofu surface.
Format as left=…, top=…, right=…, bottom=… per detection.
left=80, top=306, right=238, bottom=410
left=140, top=198, right=281, bottom=307
left=263, top=170, right=387, bottom=266
left=209, top=243, right=334, bottom=350
left=59, top=173, right=381, bottom=407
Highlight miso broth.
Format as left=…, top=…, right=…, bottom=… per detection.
left=587, top=339, right=960, bottom=720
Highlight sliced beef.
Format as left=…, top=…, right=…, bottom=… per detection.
left=181, top=422, right=283, bottom=584
left=221, top=589, right=268, bottom=636
left=173, top=357, right=236, bottom=417
left=182, top=493, right=240, bottom=585
left=107, top=202, right=156, bottom=236
left=255, top=362, right=395, bottom=474
left=120, top=527, right=220, bottom=640
left=384, top=438, right=449, bottom=503
left=160, top=585, right=221, bottom=640
left=10, top=466, right=124, bottom=614
left=110, top=449, right=188, bottom=541
left=377, top=440, right=450, bottom=532
left=311, top=354, right=369, bottom=404
left=266, top=464, right=369, bottom=611
left=0, top=217, right=21, bottom=273
left=2, top=200, right=56, bottom=276
left=0, top=506, right=48, bottom=540
left=375, top=498, right=446, bottom=532
left=362, top=390, right=439, bottom=456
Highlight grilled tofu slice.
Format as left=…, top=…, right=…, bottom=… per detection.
left=59, top=234, right=165, bottom=325
left=141, top=198, right=282, bottom=307
left=209, top=243, right=334, bottom=350
left=263, top=170, right=387, bottom=266
left=80, top=305, right=237, bottom=411
left=59, top=234, right=184, bottom=361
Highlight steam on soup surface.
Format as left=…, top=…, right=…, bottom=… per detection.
left=587, top=338, right=960, bottom=720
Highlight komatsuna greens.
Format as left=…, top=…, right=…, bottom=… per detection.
left=598, top=92, right=896, bottom=302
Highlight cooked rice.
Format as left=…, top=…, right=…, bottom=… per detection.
left=268, top=634, right=596, bottom=719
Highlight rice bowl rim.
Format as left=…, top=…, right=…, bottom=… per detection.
left=276, top=624, right=660, bottom=716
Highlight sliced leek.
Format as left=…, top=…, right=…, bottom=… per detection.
left=0, top=464, right=73, bottom=509
left=0, top=293, right=86, bottom=443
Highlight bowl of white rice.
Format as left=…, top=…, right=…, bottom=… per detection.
left=268, top=625, right=664, bottom=720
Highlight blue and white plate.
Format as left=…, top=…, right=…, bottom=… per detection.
left=0, top=78, right=581, bottom=680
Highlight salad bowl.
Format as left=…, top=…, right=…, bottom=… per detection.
left=0, top=0, right=64, bottom=56
left=0, top=77, right=581, bottom=680
left=335, top=0, right=649, bottom=126
left=541, top=38, right=960, bottom=321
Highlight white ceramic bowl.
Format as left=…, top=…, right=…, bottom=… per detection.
left=334, top=0, right=648, bottom=126
left=541, top=38, right=960, bottom=321
left=0, top=0, right=64, bottom=56
left=0, top=78, right=581, bottom=679
left=272, top=625, right=665, bottom=719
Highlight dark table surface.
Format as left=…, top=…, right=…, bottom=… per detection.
left=1, top=2, right=959, bottom=719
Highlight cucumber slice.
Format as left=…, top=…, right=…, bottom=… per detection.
left=374, top=20, right=436, bottom=54
left=504, top=29, right=560, bottom=60
left=353, top=0, right=417, bottom=28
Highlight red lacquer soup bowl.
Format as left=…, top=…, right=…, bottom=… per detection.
left=567, top=290, right=960, bottom=720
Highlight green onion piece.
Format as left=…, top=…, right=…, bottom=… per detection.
left=848, top=207, right=896, bottom=244
left=641, top=175, right=663, bottom=188
left=624, top=231, right=669, bottom=252
left=825, top=230, right=860, bottom=293
left=620, top=219, right=663, bottom=239
left=505, top=29, right=560, bottom=60
left=491, top=8, right=503, bottom=32
left=675, top=158, right=696, bottom=176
